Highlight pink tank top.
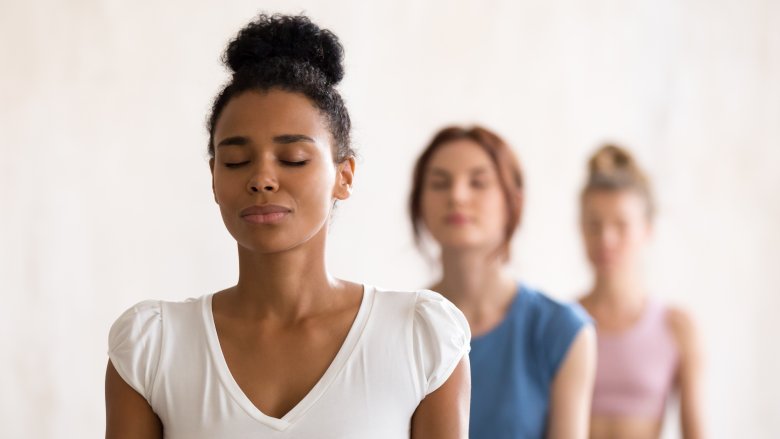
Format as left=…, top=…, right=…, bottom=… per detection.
left=591, top=300, right=679, bottom=418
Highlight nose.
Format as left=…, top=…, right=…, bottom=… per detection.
left=449, top=179, right=470, bottom=205
left=247, top=161, right=279, bottom=194
left=599, top=227, right=620, bottom=249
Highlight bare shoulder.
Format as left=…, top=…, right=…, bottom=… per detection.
left=666, top=305, right=697, bottom=335
left=345, top=280, right=366, bottom=297
left=340, top=280, right=366, bottom=309
left=665, top=305, right=700, bottom=353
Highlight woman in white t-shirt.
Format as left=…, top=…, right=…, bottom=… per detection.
left=104, top=14, right=471, bottom=439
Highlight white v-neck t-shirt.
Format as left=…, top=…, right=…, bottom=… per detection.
left=108, top=285, right=470, bottom=438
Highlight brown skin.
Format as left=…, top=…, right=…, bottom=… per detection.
left=105, top=89, right=470, bottom=438
left=421, top=140, right=596, bottom=439
left=105, top=362, right=162, bottom=439
left=412, top=357, right=471, bottom=438
left=579, top=190, right=706, bottom=439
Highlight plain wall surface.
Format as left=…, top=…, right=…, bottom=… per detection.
left=2, top=0, right=779, bottom=437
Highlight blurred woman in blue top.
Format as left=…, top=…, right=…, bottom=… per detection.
left=409, top=126, right=596, bottom=439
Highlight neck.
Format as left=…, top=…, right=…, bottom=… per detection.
left=434, top=246, right=516, bottom=315
left=588, top=268, right=646, bottom=310
left=231, top=228, right=339, bottom=321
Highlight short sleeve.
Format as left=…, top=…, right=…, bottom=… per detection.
left=107, top=300, right=163, bottom=404
left=542, top=302, right=592, bottom=377
left=411, top=290, right=471, bottom=396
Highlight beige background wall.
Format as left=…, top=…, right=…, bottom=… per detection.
left=2, top=0, right=778, bottom=437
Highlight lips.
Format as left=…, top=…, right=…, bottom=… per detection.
left=240, top=204, right=292, bottom=224
left=445, top=212, right=470, bottom=225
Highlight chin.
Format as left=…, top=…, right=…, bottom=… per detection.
left=234, top=220, right=329, bottom=254
left=236, top=237, right=302, bottom=254
left=595, top=262, right=625, bottom=277
left=437, top=236, right=499, bottom=253
left=431, top=231, right=473, bottom=245
left=226, top=225, right=295, bottom=253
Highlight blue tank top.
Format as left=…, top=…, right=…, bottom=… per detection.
left=469, top=284, right=591, bottom=439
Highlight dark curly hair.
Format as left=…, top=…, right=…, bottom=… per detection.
left=207, top=14, right=353, bottom=162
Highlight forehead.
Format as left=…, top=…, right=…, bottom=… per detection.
left=583, top=190, right=646, bottom=216
left=214, top=89, right=330, bottom=145
left=427, top=139, right=495, bottom=174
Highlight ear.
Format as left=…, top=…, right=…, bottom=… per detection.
left=209, top=158, right=219, bottom=204
left=333, top=157, right=356, bottom=201
left=515, top=189, right=524, bottom=223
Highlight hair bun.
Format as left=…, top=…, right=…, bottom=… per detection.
left=588, top=143, right=637, bottom=178
left=583, top=143, right=654, bottom=217
left=224, top=14, right=345, bottom=86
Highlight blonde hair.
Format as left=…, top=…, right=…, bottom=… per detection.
left=582, top=144, right=655, bottom=218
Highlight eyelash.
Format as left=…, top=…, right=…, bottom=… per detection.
left=429, top=180, right=487, bottom=189
left=223, top=160, right=309, bottom=168
left=280, top=160, right=309, bottom=167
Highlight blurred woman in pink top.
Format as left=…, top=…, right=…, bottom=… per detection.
left=577, top=145, right=706, bottom=439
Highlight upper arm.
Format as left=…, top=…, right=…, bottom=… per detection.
left=547, top=325, right=596, bottom=439
left=105, top=360, right=163, bottom=439
left=668, top=307, right=706, bottom=439
left=411, top=357, right=471, bottom=439
left=409, top=290, right=471, bottom=438
left=106, top=300, right=163, bottom=438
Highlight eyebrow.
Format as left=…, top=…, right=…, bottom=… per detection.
left=216, top=136, right=249, bottom=148
left=215, top=134, right=316, bottom=148
left=273, top=134, right=316, bottom=144
left=428, top=166, right=490, bottom=177
left=429, top=168, right=451, bottom=178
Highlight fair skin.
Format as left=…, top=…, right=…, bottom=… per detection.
left=579, top=190, right=705, bottom=439
left=105, top=89, right=470, bottom=439
left=421, top=139, right=596, bottom=439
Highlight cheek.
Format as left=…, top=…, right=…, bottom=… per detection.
left=582, top=232, right=598, bottom=251
left=480, top=190, right=508, bottom=223
left=604, top=228, right=640, bottom=259
left=625, top=226, right=648, bottom=250
left=420, top=190, right=444, bottom=220
left=292, top=167, right=337, bottom=216
left=212, top=171, right=242, bottom=204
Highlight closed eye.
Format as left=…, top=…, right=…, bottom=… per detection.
left=224, top=161, right=250, bottom=168
left=428, top=180, right=450, bottom=190
left=280, top=160, right=309, bottom=167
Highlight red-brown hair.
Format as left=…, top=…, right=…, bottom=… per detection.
left=409, top=125, right=524, bottom=259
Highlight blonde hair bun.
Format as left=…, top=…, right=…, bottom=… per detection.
left=584, top=143, right=655, bottom=218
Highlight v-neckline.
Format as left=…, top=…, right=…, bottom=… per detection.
left=202, top=284, right=374, bottom=431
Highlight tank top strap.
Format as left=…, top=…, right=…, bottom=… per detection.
left=642, top=299, right=663, bottom=322
left=639, top=299, right=670, bottom=333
